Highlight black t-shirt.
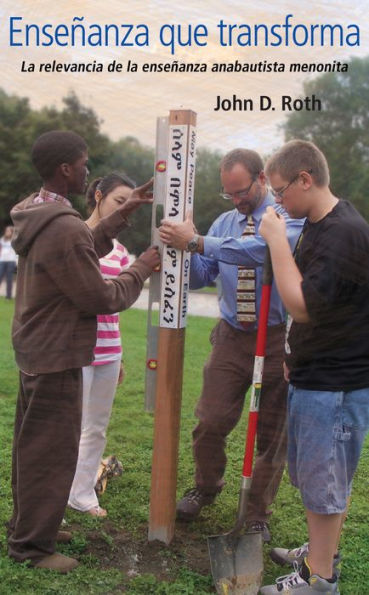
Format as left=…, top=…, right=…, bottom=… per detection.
left=286, top=200, right=369, bottom=390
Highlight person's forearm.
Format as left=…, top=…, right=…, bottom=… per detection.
left=92, top=209, right=130, bottom=257
left=203, top=235, right=266, bottom=266
left=269, top=236, right=309, bottom=323
left=189, top=252, right=218, bottom=289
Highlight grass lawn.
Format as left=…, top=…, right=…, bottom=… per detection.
left=0, top=297, right=368, bottom=594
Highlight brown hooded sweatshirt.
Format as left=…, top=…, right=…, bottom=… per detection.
left=11, top=195, right=152, bottom=374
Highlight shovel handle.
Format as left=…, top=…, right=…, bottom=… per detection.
left=242, top=247, right=273, bottom=479
left=262, top=245, right=273, bottom=286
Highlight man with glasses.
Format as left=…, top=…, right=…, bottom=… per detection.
left=258, top=140, right=369, bottom=594
left=159, top=148, right=303, bottom=541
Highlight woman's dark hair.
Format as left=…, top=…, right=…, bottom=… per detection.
left=86, top=173, right=136, bottom=213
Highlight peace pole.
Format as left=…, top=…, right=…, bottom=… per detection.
left=148, top=109, right=197, bottom=544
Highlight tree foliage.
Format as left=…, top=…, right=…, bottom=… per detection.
left=283, top=56, right=369, bottom=220
left=193, top=147, right=230, bottom=235
left=1, top=57, right=368, bottom=252
left=0, top=89, right=230, bottom=254
left=0, top=90, right=112, bottom=220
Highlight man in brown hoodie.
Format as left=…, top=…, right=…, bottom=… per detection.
left=8, top=130, right=160, bottom=572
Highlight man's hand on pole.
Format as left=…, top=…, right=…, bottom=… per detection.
left=159, top=211, right=196, bottom=250
left=260, top=207, right=309, bottom=323
left=259, top=206, right=286, bottom=247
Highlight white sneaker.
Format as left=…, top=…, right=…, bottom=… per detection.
left=270, top=542, right=341, bottom=578
left=270, top=542, right=309, bottom=566
left=260, top=562, right=339, bottom=594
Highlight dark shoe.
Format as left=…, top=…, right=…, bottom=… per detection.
left=56, top=530, right=73, bottom=543
left=246, top=520, right=271, bottom=542
left=176, top=487, right=217, bottom=521
left=33, top=553, right=79, bottom=573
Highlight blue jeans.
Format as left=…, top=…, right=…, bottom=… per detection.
left=0, top=261, right=16, bottom=299
left=288, top=385, right=369, bottom=514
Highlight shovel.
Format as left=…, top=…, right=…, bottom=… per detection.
left=208, top=248, right=274, bottom=594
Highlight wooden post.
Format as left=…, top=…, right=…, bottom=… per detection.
left=148, top=110, right=197, bottom=544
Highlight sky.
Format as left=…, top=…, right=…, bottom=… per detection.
left=0, top=1, right=368, bottom=154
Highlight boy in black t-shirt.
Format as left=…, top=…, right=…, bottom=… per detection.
left=258, top=140, right=369, bottom=595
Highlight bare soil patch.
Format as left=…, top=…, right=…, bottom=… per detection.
left=82, top=521, right=212, bottom=583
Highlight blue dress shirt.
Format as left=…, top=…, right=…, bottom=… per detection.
left=189, top=193, right=305, bottom=331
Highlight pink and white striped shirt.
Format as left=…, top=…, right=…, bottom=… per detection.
left=93, top=239, right=130, bottom=366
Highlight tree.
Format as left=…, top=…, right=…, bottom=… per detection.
left=0, top=90, right=38, bottom=223
left=0, top=89, right=229, bottom=255
left=283, top=56, right=369, bottom=220
left=194, top=148, right=231, bottom=235
left=113, top=136, right=155, bottom=256
left=0, top=91, right=154, bottom=239
left=0, top=90, right=114, bottom=224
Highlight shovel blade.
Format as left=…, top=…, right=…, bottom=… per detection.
left=208, top=532, right=263, bottom=594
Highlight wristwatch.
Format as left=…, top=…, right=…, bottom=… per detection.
left=186, top=234, right=200, bottom=253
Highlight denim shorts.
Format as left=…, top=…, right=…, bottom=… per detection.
left=287, top=385, right=369, bottom=514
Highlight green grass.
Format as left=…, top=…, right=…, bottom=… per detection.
left=0, top=298, right=368, bottom=594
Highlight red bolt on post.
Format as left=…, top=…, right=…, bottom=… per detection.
left=156, top=160, right=167, bottom=172
left=147, top=359, right=158, bottom=370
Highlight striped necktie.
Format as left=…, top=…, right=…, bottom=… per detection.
left=236, top=215, right=256, bottom=328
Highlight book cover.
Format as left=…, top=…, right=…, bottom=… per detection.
left=0, top=2, right=368, bottom=593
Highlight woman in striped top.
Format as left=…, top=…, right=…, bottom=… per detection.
left=68, top=173, right=135, bottom=517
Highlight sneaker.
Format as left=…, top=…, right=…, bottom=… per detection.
left=246, top=520, right=271, bottom=542
left=271, top=542, right=309, bottom=566
left=176, top=487, right=217, bottom=521
left=260, top=561, right=339, bottom=594
left=270, top=543, right=342, bottom=578
left=33, top=553, right=79, bottom=573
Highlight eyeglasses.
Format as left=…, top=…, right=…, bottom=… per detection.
left=220, top=178, right=256, bottom=201
left=270, top=169, right=313, bottom=199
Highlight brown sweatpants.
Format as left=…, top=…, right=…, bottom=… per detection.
left=193, top=319, right=287, bottom=522
left=7, top=369, right=82, bottom=563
